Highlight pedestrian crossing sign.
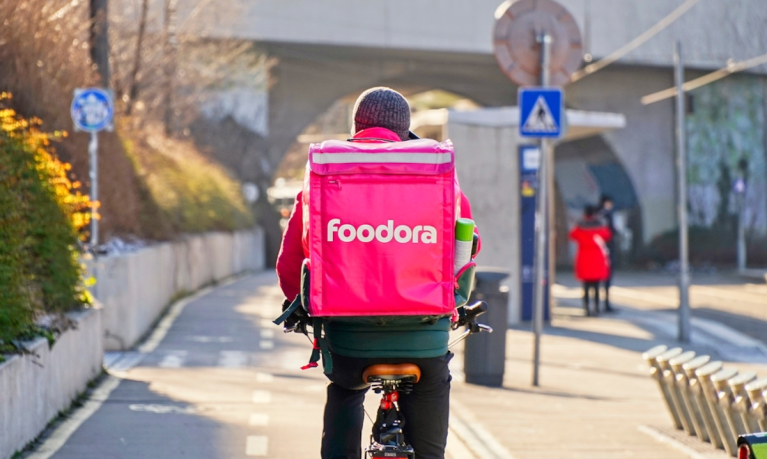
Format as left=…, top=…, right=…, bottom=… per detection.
left=519, top=87, right=564, bottom=138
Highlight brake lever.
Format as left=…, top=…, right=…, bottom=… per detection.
left=448, top=321, right=492, bottom=348
left=283, top=318, right=308, bottom=335
left=475, top=324, right=493, bottom=334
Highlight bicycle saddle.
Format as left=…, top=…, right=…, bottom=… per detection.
left=363, top=364, right=421, bottom=384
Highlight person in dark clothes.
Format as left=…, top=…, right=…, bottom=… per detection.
left=598, top=195, right=616, bottom=312
left=276, top=87, right=479, bottom=459
left=569, top=205, right=612, bottom=316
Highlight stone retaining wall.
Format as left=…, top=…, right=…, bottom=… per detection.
left=0, top=308, right=103, bottom=459
left=91, top=228, right=265, bottom=351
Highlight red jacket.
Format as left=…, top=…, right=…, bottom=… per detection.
left=276, top=127, right=478, bottom=300
left=569, top=219, right=612, bottom=282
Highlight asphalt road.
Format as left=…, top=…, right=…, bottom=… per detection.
left=39, top=273, right=506, bottom=459
left=48, top=273, right=326, bottom=459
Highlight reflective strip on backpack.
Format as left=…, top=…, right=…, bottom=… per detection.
left=312, top=152, right=452, bottom=165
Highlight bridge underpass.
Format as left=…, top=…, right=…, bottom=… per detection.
left=161, top=0, right=767, bottom=262
left=265, top=42, right=518, bottom=176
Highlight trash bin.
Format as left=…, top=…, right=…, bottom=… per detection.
left=463, top=268, right=509, bottom=387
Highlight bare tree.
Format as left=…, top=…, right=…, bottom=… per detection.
left=90, top=0, right=111, bottom=87
left=162, top=0, right=178, bottom=134
left=125, top=0, right=149, bottom=115
left=110, top=0, right=272, bottom=133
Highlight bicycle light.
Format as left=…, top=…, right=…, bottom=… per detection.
left=738, top=433, right=767, bottom=459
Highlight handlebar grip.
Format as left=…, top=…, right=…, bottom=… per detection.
left=463, top=301, right=488, bottom=322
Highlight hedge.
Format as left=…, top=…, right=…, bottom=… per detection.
left=0, top=94, right=91, bottom=348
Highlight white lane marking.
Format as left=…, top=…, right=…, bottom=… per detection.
left=249, top=413, right=269, bottom=426
left=26, top=376, right=122, bottom=459
left=218, top=350, right=249, bottom=368
left=255, top=373, right=274, bottom=383
left=259, top=340, right=275, bottom=350
left=260, top=329, right=275, bottom=339
left=450, top=398, right=515, bottom=459
left=159, top=351, right=187, bottom=368
left=246, top=436, right=268, bottom=456
left=129, top=404, right=195, bottom=414
left=638, top=425, right=710, bottom=459
left=252, top=390, right=272, bottom=404
left=188, top=335, right=233, bottom=343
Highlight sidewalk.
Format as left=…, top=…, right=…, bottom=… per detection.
left=555, top=270, right=767, bottom=347
left=25, top=272, right=767, bottom=459
left=447, top=282, right=767, bottom=459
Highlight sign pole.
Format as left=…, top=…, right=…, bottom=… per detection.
left=736, top=159, right=748, bottom=271
left=532, top=32, right=552, bottom=387
left=89, top=131, right=99, bottom=248
left=675, top=40, right=690, bottom=343
left=737, top=193, right=746, bottom=270
left=493, top=0, right=580, bottom=388
left=71, top=87, right=113, bottom=252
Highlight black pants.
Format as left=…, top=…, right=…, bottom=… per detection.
left=604, top=249, right=616, bottom=309
left=583, top=281, right=600, bottom=315
left=321, top=351, right=452, bottom=459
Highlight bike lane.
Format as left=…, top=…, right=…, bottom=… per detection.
left=32, top=272, right=486, bottom=459
left=40, top=273, right=324, bottom=459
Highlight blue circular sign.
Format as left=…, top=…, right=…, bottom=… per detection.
left=71, top=88, right=114, bottom=132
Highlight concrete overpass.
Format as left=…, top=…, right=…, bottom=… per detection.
left=173, top=0, right=767, bottom=256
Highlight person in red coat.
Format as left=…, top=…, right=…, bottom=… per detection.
left=569, top=205, right=612, bottom=316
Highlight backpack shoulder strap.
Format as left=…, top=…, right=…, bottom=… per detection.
left=302, top=318, right=332, bottom=374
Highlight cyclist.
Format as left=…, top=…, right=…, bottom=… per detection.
left=276, top=87, right=479, bottom=459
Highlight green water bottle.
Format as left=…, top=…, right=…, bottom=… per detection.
left=454, top=218, right=475, bottom=275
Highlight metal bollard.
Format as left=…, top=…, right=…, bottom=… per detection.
left=732, top=373, right=762, bottom=434
left=643, top=345, right=683, bottom=429
left=464, top=269, right=509, bottom=387
left=744, top=378, right=767, bottom=433
left=710, top=368, right=741, bottom=456
left=717, top=371, right=755, bottom=441
left=669, top=351, right=697, bottom=435
left=697, top=361, right=735, bottom=454
left=680, top=355, right=713, bottom=443
left=656, top=348, right=686, bottom=429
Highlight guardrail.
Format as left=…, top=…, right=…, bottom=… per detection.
left=643, top=345, right=767, bottom=457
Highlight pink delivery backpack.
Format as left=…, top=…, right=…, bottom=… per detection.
left=274, top=137, right=477, bottom=372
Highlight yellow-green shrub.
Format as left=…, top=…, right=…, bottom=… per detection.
left=0, top=94, right=91, bottom=345
left=120, top=123, right=254, bottom=237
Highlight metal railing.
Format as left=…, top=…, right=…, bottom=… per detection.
left=643, top=345, right=767, bottom=457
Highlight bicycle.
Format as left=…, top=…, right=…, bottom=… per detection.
left=362, top=301, right=491, bottom=459
left=278, top=296, right=491, bottom=458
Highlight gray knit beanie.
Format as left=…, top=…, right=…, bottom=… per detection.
left=351, top=87, right=411, bottom=141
